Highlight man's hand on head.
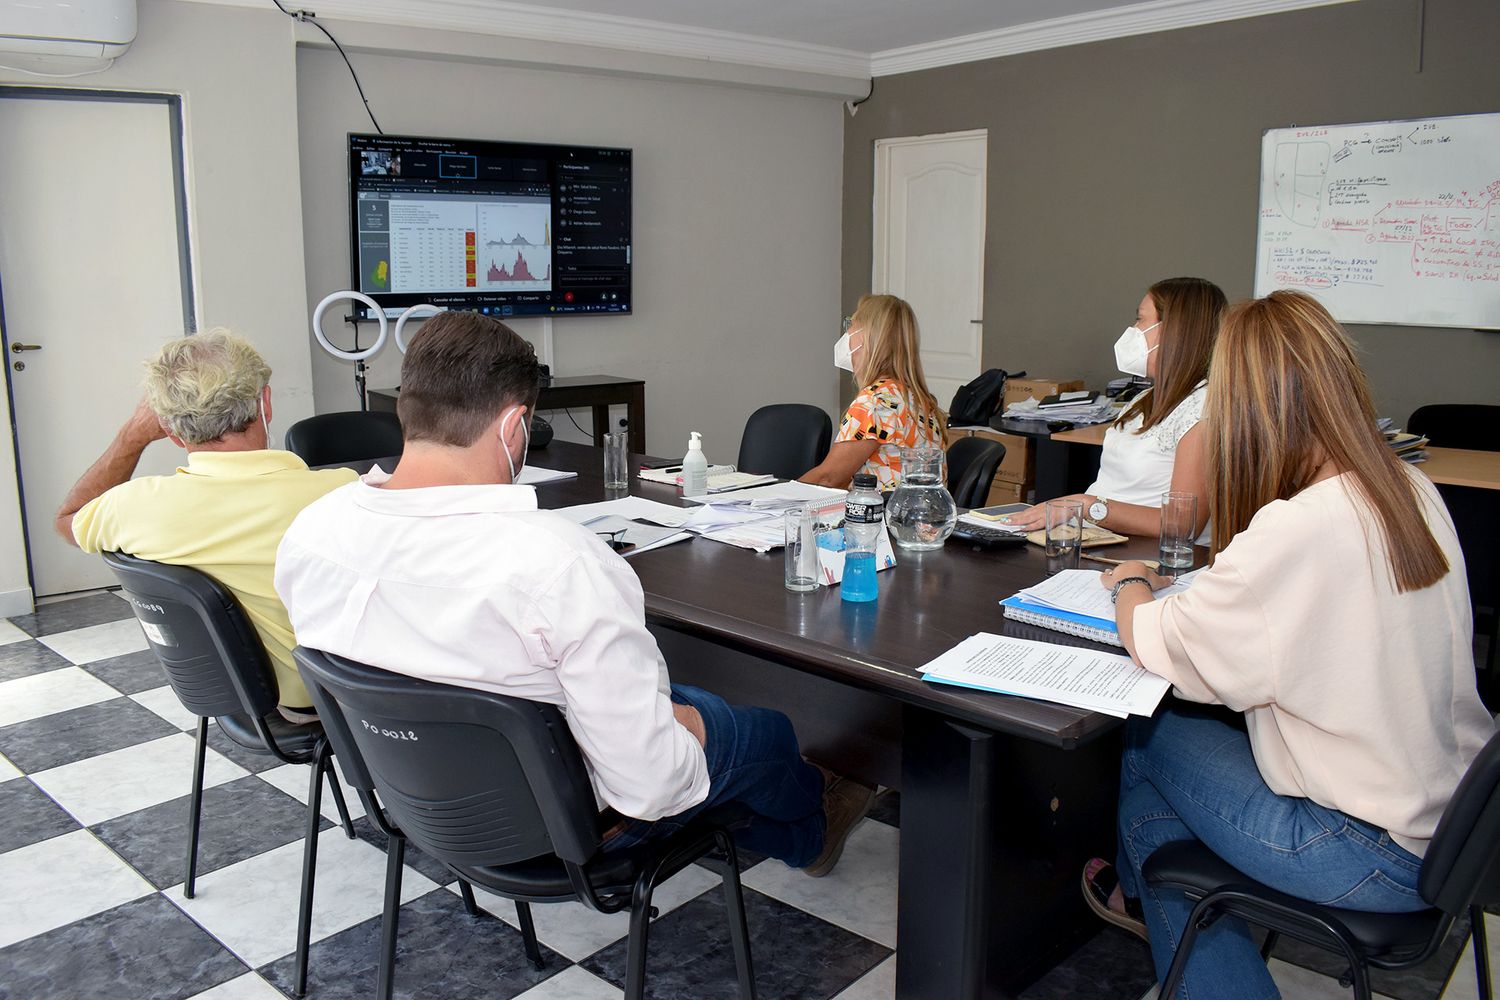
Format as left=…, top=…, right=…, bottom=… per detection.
left=124, top=398, right=169, bottom=447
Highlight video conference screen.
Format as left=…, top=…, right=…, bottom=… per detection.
left=348, top=133, right=632, bottom=319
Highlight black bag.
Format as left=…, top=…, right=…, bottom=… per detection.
left=948, top=368, right=1022, bottom=427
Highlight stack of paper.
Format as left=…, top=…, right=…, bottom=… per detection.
left=577, top=514, right=691, bottom=556
left=517, top=466, right=579, bottom=486
left=1003, top=395, right=1118, bottom=426
left=554, top=497, right=694, bottom=558
left=919, top=632, right=1170, bottom=718
left=681, top=481, right=846, bottom=511
left=1000, top=568, right=1200, bottom=645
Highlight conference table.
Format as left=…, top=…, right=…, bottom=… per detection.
left=352, top=439, right=1155, bottom=998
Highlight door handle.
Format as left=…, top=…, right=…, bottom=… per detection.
left=10, top=343, right=41, bottom=353
left=969, top=320, right=983, bottom=324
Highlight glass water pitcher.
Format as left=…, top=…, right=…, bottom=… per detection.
left=885, top=447, right=957, bottom=550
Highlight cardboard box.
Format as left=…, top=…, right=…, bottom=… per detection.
left=983, top=479, right=1027, bottom=507
left=1002, top=376, right=1086, bottom=413
left=968, top=428, right=1031, bottom=485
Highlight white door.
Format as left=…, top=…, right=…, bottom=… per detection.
left=873, top=129, right=987, bottom=413
left=0, top=95, right=193, bottom=596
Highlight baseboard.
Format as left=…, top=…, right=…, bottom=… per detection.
left=0, top=587, right=35, bottom=619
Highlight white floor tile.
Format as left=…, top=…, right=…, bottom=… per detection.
left=741, top=818, right=898, bottom=947
left=0, top=666, right=119, bottom=727
left=255, top=760, right=367, bottom=822
left=832, top=955, right=896, bottom=999
left=31, top=732, right=248, bottom=826
left=458, top=862, right=720, bottom=963
left=0, top=752, right=20, bottom=783
left=0, top=620, right=30, bottom=645
left=183, top=972, right=287, bottom=1000
left=169, top=834, right=438, bottom=967
left=1435, top=913, right=1498, bottom=1000
left=39, top=618, right=148, bottom=664
left=1267, top=958, right=1399, bottom=999
left=130, top=685, right=200, bottom=731
left=512, top=965, right=625, bottom=1000
left=0, top=829, right=154, bottom=948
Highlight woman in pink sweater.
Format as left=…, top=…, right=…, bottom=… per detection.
left=1082, top=291, right=1493, bottom=999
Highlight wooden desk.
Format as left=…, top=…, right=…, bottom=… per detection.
left=368, top=375, right=646, bottom=453
left=1045, top=426, right=1500, bottom=492
left=345, top=440, right=1141, bottom=997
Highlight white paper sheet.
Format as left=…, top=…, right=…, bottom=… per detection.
left=577, top=514, right=691, bottom=556
left=1015, top=568, right=1202, bottom=620
left=680, top=481, right=846, bottom=508
left=555, top=497, right=693, bottom=528
left=919, top=632, right=1170, bottom=718
left=517, top=466, right=579, bottom=486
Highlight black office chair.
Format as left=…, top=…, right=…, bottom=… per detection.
left=295, top=647, right=757, bottom=1000
left=1409, top=404, right=1500, bottom=692
left=737, top=404, right=833, bottom=480
left=946, top=437, right=1007, bottom=509
left=102, top=553, right=356, bottom=999
left=283, top=410, right=404, bottom=467
left=1143, top=728, right=1500, bottom=1000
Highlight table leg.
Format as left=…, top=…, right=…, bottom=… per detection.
left=1032, top=437, right=1071, bottom=502
left=896, top=707, right=1120, bottom=998
left=626, top=384, right=646, bottom=454
left=592, top=403, right=611, bottom=448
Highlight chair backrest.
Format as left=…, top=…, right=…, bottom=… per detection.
left=1408, top=405, right=1500, bottom=453
left=101, top=552, right=280, bottom=720
left=946, top=437, right=1007, bottom=509
left=295, top=647, right=603, bottom=868
left=737, top=404, right=833, bottom=480
left=1419, top=729, right=1500, bottom=914
left=284, top=411, right=405, bottom=468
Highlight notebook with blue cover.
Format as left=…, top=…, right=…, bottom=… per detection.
left=999, top=595, right=1122, bottom=647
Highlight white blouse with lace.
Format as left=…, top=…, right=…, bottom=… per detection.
left=1087, top=382, right=1206, bottom=507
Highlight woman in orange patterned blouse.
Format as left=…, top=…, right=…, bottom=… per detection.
left=801, top=294, right=947, bottom=490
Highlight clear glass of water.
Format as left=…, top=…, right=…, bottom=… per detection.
left=885, top=447, right=957, bottom=551
left=1158, top=491, right=1198, bottom=577
left=603, top=432, right=629, bottom=491
left=1045, top=499, right=1083, bottom=575
left=783, top=506, right=819, bottom=592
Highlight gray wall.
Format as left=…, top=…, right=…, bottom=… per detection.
left=842, top=0, right=1500, bottom=425
left=297, top=45, right=846, bottom=460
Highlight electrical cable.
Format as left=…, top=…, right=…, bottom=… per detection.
left=850, top=76, right=875, bottom=110
left=269, top=0, right=383, bottom=133
left=562, top=408, right=590, bottom=437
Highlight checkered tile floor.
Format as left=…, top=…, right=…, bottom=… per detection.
left=0, top=591, right=1490, bottom=1000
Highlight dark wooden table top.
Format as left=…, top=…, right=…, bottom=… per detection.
left=345, top=440, right=1170, bottom=748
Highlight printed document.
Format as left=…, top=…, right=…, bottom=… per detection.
left=919, top=632, right=1170, bottom=718
left=1014, top=568, right=1201, bottom=621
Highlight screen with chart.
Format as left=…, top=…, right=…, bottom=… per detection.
left=348, top=133, right=631, bottom=319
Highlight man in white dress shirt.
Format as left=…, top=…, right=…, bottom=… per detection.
left=275, top=312, right=872, bottom=873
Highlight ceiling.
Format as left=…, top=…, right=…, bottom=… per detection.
left=509, top=0, right=1141, bottom=54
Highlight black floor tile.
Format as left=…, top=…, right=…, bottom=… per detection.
left=11, top=593, right=134, bottom=639
left=258, top=887, right=563, bottom=999
left=0, top=778, right=82, bottom=853
left=79, top=649, right=167, bottom=695
left=0, top=894, right=246, bottom=1000
left=1019, top=926, right=1156, bottom=1000
left=0, top=641, right=73, bottom=683
left=206, top=724, right=291, bottom=774
left=351, top=817, right=458, bottom=886
left=0, top=697, right=178, bottom=773
left=867, top=788, right=900, bottom=828
left=581, top=885, right=891, bottom=1000
left=91, top=775, right=331, bottom=889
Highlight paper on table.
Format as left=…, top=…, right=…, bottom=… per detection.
left=957, top=511, right=1028, bottom=534
left=1015, top=568, right=1201, bottom=620
left=517, top=466, right=578, bottom=485
left=555, top=497, right=693, bottom=528
left=681, top=481, right=846, bottom=508
left=579, top=514, right=691, bottom=556
left=698, top=519, right=788, bottom=552
left=682, top=505, right=778, bottom=534
left=919, top=632, right=1170, bottom=718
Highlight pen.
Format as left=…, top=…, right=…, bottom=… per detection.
left=1080, top=552, right=1161, bottom=570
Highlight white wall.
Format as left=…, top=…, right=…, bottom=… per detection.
left=0, top=0, right=318, bottom=606
left=295, top=44, right=846, bottom=459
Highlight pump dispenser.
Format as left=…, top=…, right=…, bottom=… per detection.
left=681, top=431, right=708, bottom=497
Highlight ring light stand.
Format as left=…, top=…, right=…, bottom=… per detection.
left=311, top=290, right=389, bottom=411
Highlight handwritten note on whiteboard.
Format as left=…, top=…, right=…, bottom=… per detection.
left=1254, top=113, right=1500, bottom=329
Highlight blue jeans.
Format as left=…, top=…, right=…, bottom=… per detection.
left=605, top=685, right=827, bottom=868
left=1116, top=707, right=1426, bottom=1000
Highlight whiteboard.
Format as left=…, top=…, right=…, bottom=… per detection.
left=1254, top=113, right=1500, bottom=329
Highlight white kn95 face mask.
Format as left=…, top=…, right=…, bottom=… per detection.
left=1113, top=321, right=1161, bottom=378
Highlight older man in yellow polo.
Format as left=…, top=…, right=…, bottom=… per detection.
left=57, top=330, right=357, bottom=716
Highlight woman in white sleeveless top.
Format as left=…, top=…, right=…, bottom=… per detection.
left=1004, top=277, right=1226, bottom=537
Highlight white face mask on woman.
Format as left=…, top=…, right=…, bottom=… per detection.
left=500, top=406, right=531, bottom=482
left=1113, top=321, right=1161, bottom=378
left=834, top=331, right=860, bottom=373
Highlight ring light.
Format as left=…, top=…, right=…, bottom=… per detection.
left=394, top=303, right=444, bottom=354
left=312, top=290, right=388, bottom=361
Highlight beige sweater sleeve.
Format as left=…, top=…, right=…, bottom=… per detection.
left=1131, top=552, right=1278, bottom=711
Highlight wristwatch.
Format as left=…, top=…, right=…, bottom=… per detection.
left=1087, top=496, right=1109, bottom=523
left=1111, top=576, right=1153, bottom=604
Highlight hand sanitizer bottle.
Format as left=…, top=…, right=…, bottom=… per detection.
left=681, top=431, right=708, bottom=497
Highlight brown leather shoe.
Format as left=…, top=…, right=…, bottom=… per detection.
left=803, top=771, right=876, bottom=877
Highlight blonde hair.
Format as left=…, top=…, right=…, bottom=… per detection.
left=143, top=329, right=272, bottom=444
left=1206, top=291, right=1447, bottom=592
left=850, top=294, right=948, bottom=444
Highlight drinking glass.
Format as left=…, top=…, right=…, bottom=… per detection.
left=1158, top=492, right=1198, bottom=577
left=603, top=432, right=629, bottom=491
left=1045, top=499, right=1084, bottom=574
left=783, top=505, right=819, bottom=592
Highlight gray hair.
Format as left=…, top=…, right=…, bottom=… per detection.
left=143, top=329, right=272, bottom=444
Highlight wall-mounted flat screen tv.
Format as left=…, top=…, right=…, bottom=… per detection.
left=348, top=132, right=631, bottom=319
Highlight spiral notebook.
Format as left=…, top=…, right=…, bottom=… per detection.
left=1000, top=596, right=1122, bottom=647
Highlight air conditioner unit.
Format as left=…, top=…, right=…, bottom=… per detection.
left=0, top=0, right=136, bottom=60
